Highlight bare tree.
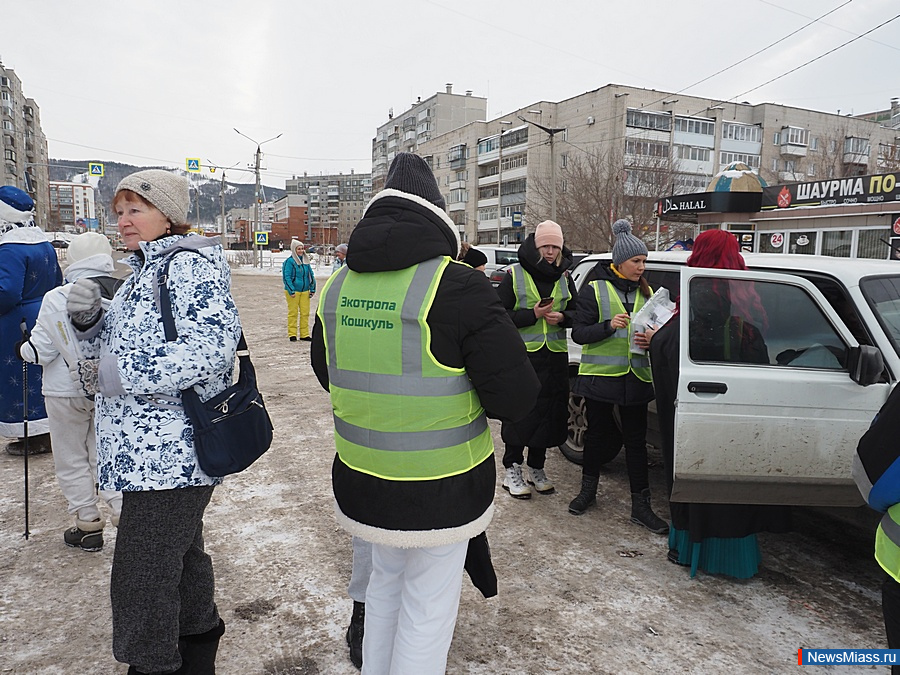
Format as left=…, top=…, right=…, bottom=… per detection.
left=529, top=143, right=687, bottom=251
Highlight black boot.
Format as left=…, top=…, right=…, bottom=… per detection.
left=179, top=618, right=225, bottom=675
left=127, top=665, right=186, bottom=675
left=346, top=601, right=364, bottom=670
left=630, top=488, right=669, bottom=534
left=568, top=475, right=599, bottom=515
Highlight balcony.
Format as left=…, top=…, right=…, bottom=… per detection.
left=780, top=142, right=808, bottom=157
left=842, top=152, right=869, bottom=168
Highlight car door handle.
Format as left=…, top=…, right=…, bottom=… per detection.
left=687, top=381, right=728, bottom=394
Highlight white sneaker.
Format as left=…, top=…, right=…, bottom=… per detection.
left=527, top=466, right=555, bottom=494
left=502, top=463, right=532, bottom=499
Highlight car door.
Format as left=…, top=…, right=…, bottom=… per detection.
left=671, top=267, right=891, bottom=507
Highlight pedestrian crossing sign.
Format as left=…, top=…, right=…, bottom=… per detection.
left=88, top=162, right=104, bottom=176
left=186, top=158, right=201, bottom=172
left=255, top=232, right=268, bottom=245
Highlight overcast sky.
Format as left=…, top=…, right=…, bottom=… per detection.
left=4, top=0, right=899, bottom=189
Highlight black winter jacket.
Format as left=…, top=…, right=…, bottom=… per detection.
left=571, top=262, right=654, bottom=406
left=311, top=189, right=540, bottom=547
left=496, top=234, right=577, bottom=447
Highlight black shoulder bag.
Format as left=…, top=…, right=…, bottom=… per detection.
left=157, top=251, right=274, bottom=476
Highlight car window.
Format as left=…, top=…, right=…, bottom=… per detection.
left=688, top=277, right=848, bottom=369
left=644, top=269, right=679, bottom=300
left=496, top=250, right=519, bottom=266
left=570, top=259, right=597, bottom=290
left=861, top=275, right=900, bottom=359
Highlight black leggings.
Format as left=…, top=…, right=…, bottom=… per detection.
left=583, top=398, right=649, bottom=493
left=503, top=444, right=547, bottom=470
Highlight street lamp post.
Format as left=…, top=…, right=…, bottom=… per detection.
left=518, top=111, right=566, bottom=222
left=496, top=120, right=512, bottom=245
left=207, top=159, right=241, bottom=240
left=234, top=128, right=282, bottom=268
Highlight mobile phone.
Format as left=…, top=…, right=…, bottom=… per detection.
left=538, top=297, right=553, bottom=307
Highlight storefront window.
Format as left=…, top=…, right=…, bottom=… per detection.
left=858, top=229, right=891, bottom=259
left=821, top=230, right=852, bottom=258
left=758, top=232, right=785, bottom=254
left=788, top=231, right=817, bottom=255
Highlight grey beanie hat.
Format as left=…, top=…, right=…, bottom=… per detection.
left=611, top=219, right=648, bottom=265
left=116, top=169, right=190, bottom=226
left=383, top=153, right=446, bottom=210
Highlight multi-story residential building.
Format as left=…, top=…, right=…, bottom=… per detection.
left=410, top=83, right=900, bottom=250
left=285, top=170, right=372, bottom=245
left=47, top=180, right=97, bottom=232
left=371, top=84, right=487, bottom=192
left=1, top=60, right=49, bottom=228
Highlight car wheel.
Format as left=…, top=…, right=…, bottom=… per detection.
left=559, top=375, right=623, bottom=466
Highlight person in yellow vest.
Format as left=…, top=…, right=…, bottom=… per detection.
left=567, top=219, right=667, bottom=534
left=310, top=153, right=539, bottom=674
left=495, top=221, right=577, bottom=499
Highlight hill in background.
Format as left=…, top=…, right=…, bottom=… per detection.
left=49, top=159, right=285, bottom=226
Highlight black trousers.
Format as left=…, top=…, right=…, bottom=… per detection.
left=502, top=444, right=547, bottom=470
left=583, top=399, right=649, bottom=493
left=884, top=575, right=900, bottom=674
left=112, top=486, right=219, bottom=673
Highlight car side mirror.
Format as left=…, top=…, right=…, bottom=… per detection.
left=848, top=344, right=883, bottom=386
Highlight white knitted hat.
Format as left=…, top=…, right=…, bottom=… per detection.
left=115, top=170, right=190, bottom=226
left=67, top=232, right=112, bottom=263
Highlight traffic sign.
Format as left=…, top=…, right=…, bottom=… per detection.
left=186, top=158, right=201, bottom=172
left=255, top=232, right=268, bottom=246
left=88, top=162, right=104, bottom=176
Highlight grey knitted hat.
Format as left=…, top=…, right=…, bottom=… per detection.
left=116, top=169, right=190, bottom=226
left=384, top=153, right=446, bottom=210
left=611, top=219, right=648, bottom=265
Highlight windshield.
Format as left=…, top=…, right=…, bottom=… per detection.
left=861, top=275, right=900, bottom=357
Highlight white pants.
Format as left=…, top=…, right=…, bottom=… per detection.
left=349, top=536, right=373, bottom=603
left=45, top=396, right=121, bottom=524
left=362, top=540, right=468, bottom=675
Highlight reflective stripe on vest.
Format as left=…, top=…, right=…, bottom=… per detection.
left=317, top=256, right=493, bottom=480
left=578, top=280, right=652, bottom=381
left=510, top=264, right=569, bottom=352
left=876, top=505, right=900, bottom=583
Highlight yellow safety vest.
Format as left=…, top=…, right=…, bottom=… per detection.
left=316, top=256, right=493, bottom=481
left=876, top=504, right=900, bottom=582
left=509, top=264, right=570, bottom=352
left=578, top=280, right=652, bottom=382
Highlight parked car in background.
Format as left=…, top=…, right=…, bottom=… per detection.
left=562, top=251, right=895, bottom=508
left=50, top=239, right=69, bottom=249
left=474, top=246, right=519, bottom=278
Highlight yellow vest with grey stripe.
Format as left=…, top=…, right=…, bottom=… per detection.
left=317, top=256, right=493, bottom=481
left=876, top=505, right=900, bottom=582
left=509, top=263, right=570, bottom=352
left=578, top=280, right=652, bottom=382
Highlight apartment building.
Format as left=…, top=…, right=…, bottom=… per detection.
left=410, top=83, right=900, bottom=248
left=371, top=84, right=487, bottom=192
left=271, top=194, right=308, bottom=246
left=285, top=170, right=372, bottom=245
left=47, top=181, right=97, bottom=232
left=1, top=61, right=50, bottom=228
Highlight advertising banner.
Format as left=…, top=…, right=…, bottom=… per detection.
left=762, top=172, right=900, bottom=210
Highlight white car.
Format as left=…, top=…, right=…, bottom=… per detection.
left=562, top=251, right=896, bottom=507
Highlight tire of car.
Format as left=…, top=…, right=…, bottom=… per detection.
left=558, top=372, right=623, bottom=466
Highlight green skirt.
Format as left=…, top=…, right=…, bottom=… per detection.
left=668, top=526, right=761, bottom=579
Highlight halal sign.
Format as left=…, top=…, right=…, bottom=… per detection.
left=770, top=232, right=784, bottom=249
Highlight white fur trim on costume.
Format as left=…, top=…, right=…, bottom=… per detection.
left=364, top=188, right=461, bottom=255
left=0, top=200, right=33, bottom=224
left=0, top=224, right=47, bottom=245
left=333, top=500, right=493, bottom=549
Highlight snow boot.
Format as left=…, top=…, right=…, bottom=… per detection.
left=64, top=517, right=104, bottom=552
left=568, top=475, right=599, bottom=515
left=502, top=463, right=532, bottom=499
left=345, top=600, right=364, bottom=670
left=178, top=618, right=225, bottom=675
left=630, top=488, right=669, bottom=534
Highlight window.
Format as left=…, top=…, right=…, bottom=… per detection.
left=784, top=160, right=795, bottom=174
left=844, top=137, right=870, bottom=156
left=773, top=132, right=780, bottom=145
left=719, top=152, right=760, bottom=169
left=688, top=277, right=847, bottom=370
left=478, top=185, right=498, bottom=199
left=772, top=158, right=778, bottom=172
left=858, top=229, right=890, bottom=259
left=477, top=138, right=498, bottom=155
left=560, top=153, right=568, bottom=168
left=788, top=231, right=816, bottom=254
left=810, top=137, right=819, bottom=152
left=626, top=109, right=671, bottom=131
left=625, top=139, right=669, bottom=157
left=500, top=127, right=528, bottom=149
left=448, top=189, right=467, bottom=204
left=782, top=127, right=808, bottom=146
left=675, top=145, right=711, bottom=162
left=501, top=153, right=527, bottom=171
left=722, top=123, right=762, bottom=143
left=477, top=207, right=497, bottom=222
left=674, top=118, right=715, bottom=136
left=448, top=144, right=466, bottom=163
left=501, top=178, right=527, bottom=196
left=821, top=230, right=852, bottom=258
left=807, top=163, right=816, bottom=176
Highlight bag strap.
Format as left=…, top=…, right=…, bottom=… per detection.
left=156, top=250, right=250, bottom=355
